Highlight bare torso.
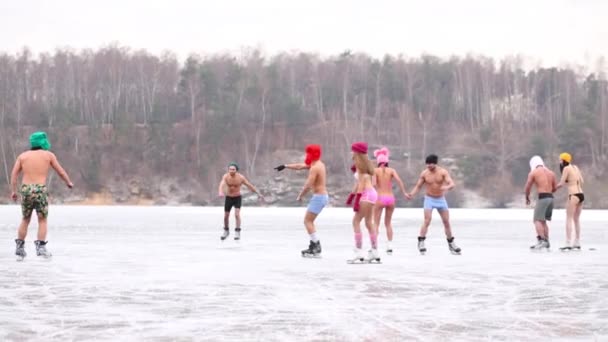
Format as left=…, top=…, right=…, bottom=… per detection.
left=374, top=167, right=394, bottom=195
left=309, top=161, right=327, bottom=194
left=223, top=173, right=245, bottom=197
left=18, top=150, right=55, bottom=185
left=421, top=167, right=449, bottom=197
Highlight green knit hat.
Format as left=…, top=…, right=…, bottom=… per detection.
left=30, top=131, right=51, bottom=150
left=228, top=162, right=239, bottom=171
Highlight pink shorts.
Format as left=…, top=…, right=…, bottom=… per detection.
left=360, top=188, right=378, bottom=204
left=377, top=194, right=395, bottom=206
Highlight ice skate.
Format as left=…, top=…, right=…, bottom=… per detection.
left=15, top=239, right=26, bottom=261
left=417, top=236, right=427, bottom=255
left=386, top=241, right=393, bottom=255
left=347, top=248, right=366, bottom=264
left=220, top=228, right=229, bottom=241
left=447, top=237, right=461, bottom=255
left=302, top=240, right=321, bottom=258
left=34, top=240, right=52, bottom=259
left=366, top=248, right=381, bottom=263
left=234, top=228, right=241, bottom=241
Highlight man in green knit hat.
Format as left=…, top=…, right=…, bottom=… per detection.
left=217, top=162, right=263, bottom=241
left=10, top=131, right=74, bottom=260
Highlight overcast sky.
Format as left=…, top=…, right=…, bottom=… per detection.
left=1, top=0, right=606, bottom=68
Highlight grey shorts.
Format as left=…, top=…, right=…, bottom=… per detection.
left=534, top=197, right=554, bottom=221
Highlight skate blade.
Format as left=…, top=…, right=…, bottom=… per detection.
left=16, top=256, right=25, bottom=262
left=302, top=253, right=322, bottom=259
left=419, top=250, right=426, bottom=255
left=450, top=250, right=462, bottom=255
left=346, top=258, right=366, bottom=264
left=386, top=250, right=393, bottom=255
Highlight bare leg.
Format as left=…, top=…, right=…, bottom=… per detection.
left=360, top=202, right=375, bottom=235
left=573, top=203, right=583, bottom=243
left=419, top=209, right=433, bottom=237
left=384, top=205, right=395, bottom=241
left=352, top=211, right=362, bottom=234
left=565, top=198, right=576, bottom=245
left=37, top=214, right=48, bottom=241
left=373, top=203, right=384, bottom=238
left=17, top=216, right=32, bottom=240
left=438, top=209, right=453, bottom=239
left=534, top=220, right=545, bottom=239
left=223, top=211, right=230, bottom=228
left=304, top=211, right=319, bottom=234
left=235, top=208, right=241, bottom=228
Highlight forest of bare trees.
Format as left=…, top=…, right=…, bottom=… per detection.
left=1, top=46, right=607, bottom=207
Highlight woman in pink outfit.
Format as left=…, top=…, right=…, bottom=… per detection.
left=373, top=147, right=408, bottom=254
left=346, top=142, right=380, bottom=262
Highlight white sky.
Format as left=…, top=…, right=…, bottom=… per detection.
left=0, top=0, right=607, bottom=68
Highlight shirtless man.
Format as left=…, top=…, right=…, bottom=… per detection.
left=10, top=131, right=73, bottom=260
left=218, top=162, right=263, bottom=241
left=525, top=155, right=557, bottom=250
left=407, top=154, right=461, bottom=255
left=274, top=144, right=328, bottom=257
left=556, top=152, right=584, bottom=251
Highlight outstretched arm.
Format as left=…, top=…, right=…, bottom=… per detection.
left=285, top=163, right=310, bottom=170
left=50, top=153, right=73, bottom=188
left=241, top=175, right=261, bottom=197
left=10, top=157, right=22, bottom=200
left=408, top=173, right=426, bottom=197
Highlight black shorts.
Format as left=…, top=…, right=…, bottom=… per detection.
left=224, top=196, right=242, bottom=212
left=569, top=193, right=585, bottom=203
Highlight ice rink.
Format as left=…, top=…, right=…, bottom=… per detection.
left=1, top=206, right=607, bottom=341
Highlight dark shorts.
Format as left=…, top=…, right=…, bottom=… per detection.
left=224, top=196, right=242, bottom=212
left=20, top=184, right=49, bottom=219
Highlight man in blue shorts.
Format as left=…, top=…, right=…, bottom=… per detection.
left=274, top=144, right=328, bottom=257
left=407, top=154, right=462, bottom=255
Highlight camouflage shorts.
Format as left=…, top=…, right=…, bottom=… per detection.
left=20, top=184, right=49, bottom=219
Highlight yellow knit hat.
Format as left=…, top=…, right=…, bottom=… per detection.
left=559, top=152, right=572, bottom=163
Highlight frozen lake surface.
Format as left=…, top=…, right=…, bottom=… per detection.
left=1, top=205, right=607, bottom=341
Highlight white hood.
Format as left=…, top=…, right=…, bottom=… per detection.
left=529, top=155, right=544, bottom=171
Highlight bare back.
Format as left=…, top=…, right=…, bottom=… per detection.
left=561, top=165, right=584, bottom=195
left=374, top=167, right=395, bottom=195
left=421, top=167, right=450, bottom=197
left=17, top=150, right=61, bottom=185
left=528, top=167, right=557, bottom=194
left=308, top=161, right=327, bottom=194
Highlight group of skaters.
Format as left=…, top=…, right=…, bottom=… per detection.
left=220, top=142, right=463, bottom=262
left=8, top=132, right=585, bottom=261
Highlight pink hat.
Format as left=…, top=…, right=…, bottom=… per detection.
left=351, top=142, right=368, bottom=154
left=374, top=147, right=389, bottom=165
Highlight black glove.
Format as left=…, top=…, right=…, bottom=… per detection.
left=274, top=164, right=286, bottom=171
